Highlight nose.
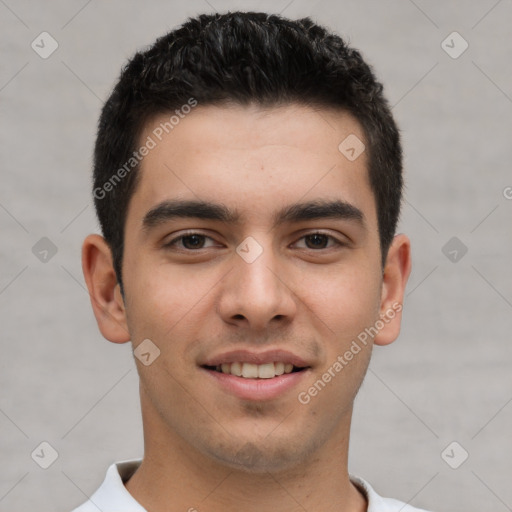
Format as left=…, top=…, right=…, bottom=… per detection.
left=217, top=236, right=297, bottom=331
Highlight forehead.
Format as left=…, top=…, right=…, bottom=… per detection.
left=128, top=103, right=375, bottom=228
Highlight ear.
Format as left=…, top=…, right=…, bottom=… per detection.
left=81, top=234, right=130, bottom=344
left=373, top=233, right=412, bottom=346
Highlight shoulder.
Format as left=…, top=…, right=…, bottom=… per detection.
left=350, top=475, right=435, bottom=512
left=70, top=459, right=145, bottom=512
left=71, top=502, right=100, bottom=512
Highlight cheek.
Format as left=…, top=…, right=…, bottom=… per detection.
left=124, top=261, right=217, bottom=341
left=302, top=263, right=382, bottom=341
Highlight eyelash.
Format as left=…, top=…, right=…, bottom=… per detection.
left=163, top=231, right=345, bottom=252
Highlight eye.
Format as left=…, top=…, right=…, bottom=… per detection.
left=294, top=232, right=343, bottom=250
left=164, top=232, right=219, bottom=251
left=163, top=231, right=345, bottom=252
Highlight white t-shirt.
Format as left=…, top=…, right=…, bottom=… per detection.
left=71, top=459, right=433, bottom=512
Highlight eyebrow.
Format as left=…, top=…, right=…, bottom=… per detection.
left=142, top=198, right=365, bottom=232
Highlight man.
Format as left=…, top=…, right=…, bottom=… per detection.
left=74, top=10, right=430, bottom=511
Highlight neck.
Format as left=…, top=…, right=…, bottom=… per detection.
left=125, top=390, right=367, bottom=512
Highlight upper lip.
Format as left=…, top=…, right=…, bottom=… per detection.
left=200, top=349, right=310, bottom=368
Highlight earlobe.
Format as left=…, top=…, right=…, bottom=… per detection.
left=373, top=234, right=412, bottom=346
left=81, top=234, right=131, bottom=344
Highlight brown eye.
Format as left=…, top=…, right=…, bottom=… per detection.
left=294, top=232, right=343, bottom=250
left=180, top=234, right=206, bottom=249
left=304, top=234, right=329, bottom=249
left=164, top=232, right=218, bottom=251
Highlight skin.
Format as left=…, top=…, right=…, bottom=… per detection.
left=82, top=103, right=411, bottom=512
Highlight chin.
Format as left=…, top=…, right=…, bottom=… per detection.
left=205, top=436, right=321, bottom=474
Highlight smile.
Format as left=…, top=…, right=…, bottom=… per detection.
left=204, top=362, right=306, bottom=379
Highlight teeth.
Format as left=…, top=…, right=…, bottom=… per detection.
left=231, top=362, right=243, bottom=376
left=258, top=363, right=275, bottom=379
left=242, top=363, right=259, bottom=378
left=217, top=362, right=299, bottom=378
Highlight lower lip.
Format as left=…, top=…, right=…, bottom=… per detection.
left=202, top=368, right=309, bottom=401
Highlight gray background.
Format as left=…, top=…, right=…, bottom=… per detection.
left=1, top=0, right=511, bottom=510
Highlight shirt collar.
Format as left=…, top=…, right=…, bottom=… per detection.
left=87, top=459, right=146, bottom=511
left=86, top=459, right=410, bottom=512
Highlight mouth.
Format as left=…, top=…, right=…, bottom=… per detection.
left=199, top=351, right=311, bottom=401
left=202, top=362, right=308, bottom=379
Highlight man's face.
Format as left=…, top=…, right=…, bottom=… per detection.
left=120, top=103, right=384, bottom=472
